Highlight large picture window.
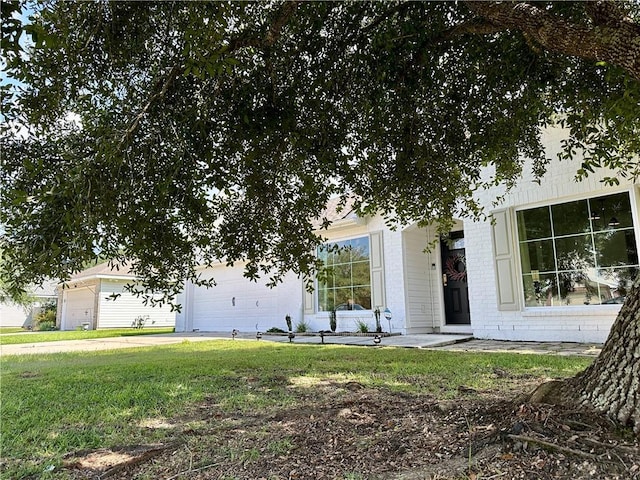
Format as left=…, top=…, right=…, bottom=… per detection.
left=517, top=192, right=638, bottom=307
left=317, top=236, right=372, bottom=311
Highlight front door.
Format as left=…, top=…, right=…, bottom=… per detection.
left=441, top=231, right=470, bottom=325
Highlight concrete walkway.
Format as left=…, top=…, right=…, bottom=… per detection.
left=0, top=331, right=603, bottom=356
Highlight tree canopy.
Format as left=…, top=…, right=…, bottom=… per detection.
left=1, top=0, right=639, bottom=303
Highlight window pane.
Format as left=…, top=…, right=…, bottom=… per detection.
left=350, top=237, right=370, bottom=261
left=517, top=206, right=551, bottom=241
left=319, top=268, right=335, bottom=289
left=554, top=235, right=594, bottom=272
left=332, top=243, right=351, bottom=265
left=333, top=263, right=352, bottom=287
left=596, top=267, right=638, bottom=303
left=590, top=192, right=634, bottom=231
left=334, top=288, right=353, bottom=308
left=353, top=287, right=372, bottom=309
left=317, top=245, right=328, bottom=263
left=352, top=261, right=370, bottom=287
left=522, top=273, right=558, bottom=307
left=552, top=200, right=590, bottom=236
left=557, top=271, right=598, bottom=306
left=519, top=239, right=555, bottom=273
left=318, top=288, right=331, bottom=311
left=595, top=230, right=639, bottom=267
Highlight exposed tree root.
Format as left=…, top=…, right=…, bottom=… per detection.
left=506, top=434, right=598, bottom=459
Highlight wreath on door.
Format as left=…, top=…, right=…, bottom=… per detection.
left=445, top=254, right=467, bottom=282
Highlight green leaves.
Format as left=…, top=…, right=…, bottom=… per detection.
left=1, top=1, right=638, bottom=303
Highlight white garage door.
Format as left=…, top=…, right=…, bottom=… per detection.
left=63, top=288, right=95, bottom=330
left=191, top=267, right=301, bottom=332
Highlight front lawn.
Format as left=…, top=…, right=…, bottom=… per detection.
left=0, top=340, right=606, bottom=479
left=0, top=327, right=23, bottom=334
left=0, top=327, right=175, bottom=345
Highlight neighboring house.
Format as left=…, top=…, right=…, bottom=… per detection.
left=0, top=282, right=58, bottom=328
left=176, top=128, right=639, bottom=343
left=57, top=262, right=175, bottom=330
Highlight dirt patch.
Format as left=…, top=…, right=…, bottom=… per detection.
left=64, top=381, right=639, bottom=480
left=63, top=443, right=180, bottom=478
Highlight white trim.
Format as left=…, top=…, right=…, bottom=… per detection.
left=512, top=185, right=636, bottom=212
left=521, top=304, right=623, bottom=317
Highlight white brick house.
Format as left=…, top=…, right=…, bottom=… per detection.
left=177, top=129, right=639, bottom=343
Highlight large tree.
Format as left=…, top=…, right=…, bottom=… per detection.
left=1, top=1, right=639, bottom=432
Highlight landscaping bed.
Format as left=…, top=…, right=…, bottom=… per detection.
left=263, top=331, right=402, bottom=337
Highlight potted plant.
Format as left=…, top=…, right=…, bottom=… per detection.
left=374, top=308, right=382, bottom=333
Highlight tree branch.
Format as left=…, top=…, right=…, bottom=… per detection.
left=466, top=1, right=640, bottom=80
left=265, top=0, right=298, bottom=47
left=360, top=2, right=413, bottom=34
left=228, top=0, right=298, bottom=50
left=118, top=64, right=182, bottom=148
left=436, top=18, right=506, bottom=42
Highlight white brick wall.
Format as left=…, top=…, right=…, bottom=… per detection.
left=467, top=128, right=640, bottom=343
left=304, top=217, right=410, bottom=333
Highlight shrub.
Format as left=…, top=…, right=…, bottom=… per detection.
left=37, top=321, right=57, bottom=331
left=295, top=319, right=310, bottom=333
left=355, top=320, right=369, bottom=333
left=267, top=327, right=286, bottom=333
left=34, top=301, right=57, bottom=330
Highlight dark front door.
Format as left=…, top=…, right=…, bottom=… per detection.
left=441, top=232, right=470, bottom=325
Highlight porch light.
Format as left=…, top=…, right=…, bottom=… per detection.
left=256, top=331, right=262, bottom=340
left=384, top=308, right=392, bottom=332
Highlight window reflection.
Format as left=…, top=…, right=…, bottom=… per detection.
left=317, top=236, right=372, bottom=311
left=517, top=192, right=638, bottom=307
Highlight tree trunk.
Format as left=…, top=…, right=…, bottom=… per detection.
left=531, top=278, right=640, bottom=435
left=570, top=277, right=640, bottom=435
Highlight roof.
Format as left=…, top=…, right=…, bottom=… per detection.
left=32, top=281, right=59, bottom=297
left=313, top=195, right=363, bottom=230
left=67, top=261, right=136, bottom=283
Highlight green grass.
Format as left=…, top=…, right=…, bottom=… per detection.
left=0, top=327, right=175, bottom=345
left=0, top=341, right=592, bottom=479
left=0, top=327, right=24, bottom=334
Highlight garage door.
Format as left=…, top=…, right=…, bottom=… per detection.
left=63, top=288, right=95, bottom=330
left=191, top=267, right=301, bottom=332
